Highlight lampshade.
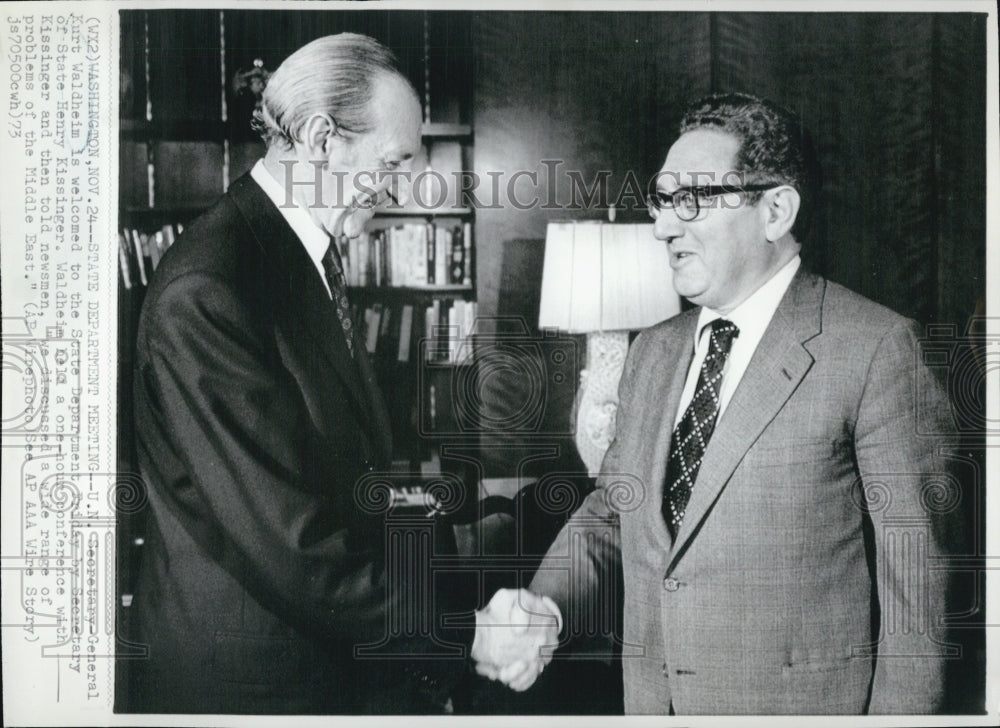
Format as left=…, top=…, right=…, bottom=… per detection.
left=538, top=221, right=680, bottom=333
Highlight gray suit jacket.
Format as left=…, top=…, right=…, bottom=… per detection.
left=531, top=270, right=961, bottom=714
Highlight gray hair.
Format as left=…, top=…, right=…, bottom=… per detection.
left=251, top=33, right=412, bottom=149
left=680, top=93, right=821, bottom=242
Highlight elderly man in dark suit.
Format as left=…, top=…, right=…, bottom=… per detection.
left=130, top=33, right=557, bottom=714
left=484, top=93, right=962, bottom=714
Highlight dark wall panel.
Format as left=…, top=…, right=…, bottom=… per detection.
left=711, top=13, right=783, bottom=99
left=119, top=11, right=147, bottom=121
left=473, top=11, right=711, bottom=319
left=148, top=10, right=222, bottom=123
left=934, top=14, right=987, bottom=328
left=782, top=15, right=935, bottom=322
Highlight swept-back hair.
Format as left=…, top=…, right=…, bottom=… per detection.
left=252, top=33, right=411, bottom=149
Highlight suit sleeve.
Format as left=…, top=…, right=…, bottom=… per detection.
left=138, top=272, right=474, bottom=663
left=853, top=318, right=962, bottom=714
left=528, top=334, right=642, bottom=654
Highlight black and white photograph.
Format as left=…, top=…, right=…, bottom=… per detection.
left=1, top=1, right=996, bottom=724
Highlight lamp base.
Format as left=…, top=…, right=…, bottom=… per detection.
left=574, top=331, right=630, bottom=477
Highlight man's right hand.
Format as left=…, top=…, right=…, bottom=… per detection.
left=471, top=588, right=562, bottom=692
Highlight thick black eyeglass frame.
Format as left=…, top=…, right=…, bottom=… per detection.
left=646, top=183, right=778, bottom=221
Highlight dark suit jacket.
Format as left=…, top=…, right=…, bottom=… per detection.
left=131, top=173, right=474, bottom=714
left=531, top=270, right=962, bottom=714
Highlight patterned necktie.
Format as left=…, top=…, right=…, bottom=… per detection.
left=321, top=237, right=355, bottom=357
left=662, top=318, right=740, bottom=538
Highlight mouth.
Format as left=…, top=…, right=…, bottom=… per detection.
left=670, top=250, right=696, bottom=266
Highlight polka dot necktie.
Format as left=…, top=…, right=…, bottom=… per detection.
left=321, top=237, right=354, bottom=357
left=662, top=318, right=740, bottom=538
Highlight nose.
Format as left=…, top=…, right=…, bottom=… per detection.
left=653, top=208, right=684, bottom=243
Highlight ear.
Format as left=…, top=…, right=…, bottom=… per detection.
left=299, top=112, right=338, bottom=158
left=761, top=185, right=800, bottom=242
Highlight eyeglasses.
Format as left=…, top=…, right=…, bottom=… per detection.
left=646, top=184, right=777, bottom=222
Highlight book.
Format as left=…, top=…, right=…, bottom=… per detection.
left=128, top=229, right=149, bottom=287
left=461, top=301, right=477, bottom=364
left=398, top=304, right=414, bottom=362
left=424, top=304, right=437, bottom=361
left=374, top=230, right=383, bottom=287
left=117, top=233, right=133, bottom=289
left=448, top=301, right=459, bottom=363
left=161, top=223, right=177, bottom=249
left=381, top=304, right=394, bottom=349
left=426, top=223, right=436, bottom=284
left=365, top=304, right=383, bottom=354
left=463, top=222, right=473, bottom=286
left=450, top=225, right=464, bottom=284
left=150, top=231, right=163, bottom=270
left=410, top=225, right=428, bottom=285
left=435, top=226, right=448, bottom=286
left=362, top=232, right=370, bottom=287
left=438, top=300, right=451, bottom=362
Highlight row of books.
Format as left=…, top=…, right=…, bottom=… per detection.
left=339, top=222, right=473, bottom=288
left=120, top=221, right=476, bottom=294
left=351, top=299, right=478, bottom=365
left=118, top=224, right=183, bottom=289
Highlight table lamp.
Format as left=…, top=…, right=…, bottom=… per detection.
left=538, top=221, right=680, bottom=475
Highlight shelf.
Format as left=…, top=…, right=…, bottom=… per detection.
left=122, top=204, right=471, bottom=224
left=121, top=119, right=228, bottom=142
left=122, top=119, right=469, bottom=143
left=348, top=285, right=474, bottom=300
left=421, top=123, right=472, bottom=138
left=374, top=207, right=472, bottom=217
left=120, top=206, right=209, bottom=225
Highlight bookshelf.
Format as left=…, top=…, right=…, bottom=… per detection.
left=349, top=285, right=472, bottom=297
left=375, top=206, right=474, bottom=217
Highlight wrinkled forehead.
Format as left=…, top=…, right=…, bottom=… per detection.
left=657, top=128, right=742, bottom=190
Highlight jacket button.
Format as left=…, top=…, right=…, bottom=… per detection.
left=663, top=577, right=680, bottom=591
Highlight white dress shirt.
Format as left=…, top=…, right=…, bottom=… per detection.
left=250, top=159, right=333, bottom=299
left=673, top=255, right=801, bottom=427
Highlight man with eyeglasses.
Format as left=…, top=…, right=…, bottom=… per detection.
left=484, top=93, right=960, bottom=714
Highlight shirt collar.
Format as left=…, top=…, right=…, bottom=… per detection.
left=250, top=159, right=331, bottom=270
left=695, top=255, right=801, bottom=345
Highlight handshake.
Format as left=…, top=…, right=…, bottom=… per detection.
left=471, top=588, right=563, bottom=692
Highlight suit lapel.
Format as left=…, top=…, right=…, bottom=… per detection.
left=666, top=270, right=825, bottom=568
left=226, top=174, right=381, bottom=445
